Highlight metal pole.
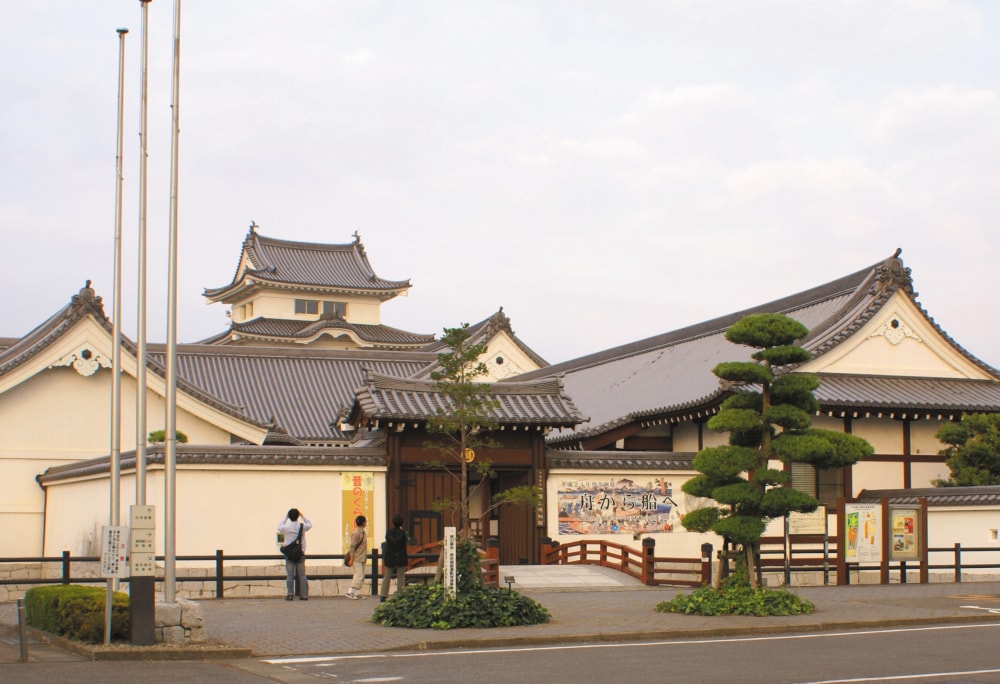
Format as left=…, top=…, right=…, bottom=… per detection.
left=107, top=25, right=128, bottom=647
left=131, top=1, right=157, bottom=646
left=136, top=0, right=152, bottom=506
left=17, top=598, right=28, bottom=662
left=164, top=0, right=182, bottom=604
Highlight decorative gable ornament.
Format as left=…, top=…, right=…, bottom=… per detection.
left=868, top=315, right=922, bottom=346
left=50, top=347, right=111, bottom=377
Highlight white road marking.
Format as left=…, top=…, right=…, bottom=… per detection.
left=261, top=621, right=1000, bottom=664
left=798, top=667, right=1000, bottom=683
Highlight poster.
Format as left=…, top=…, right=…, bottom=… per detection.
left=341, top=472, right=375, bottom=553
left=844, top=503, right=881, bottom=563
left=788, top=507, right=827, bottom=535
left=556, top=476, right=678, bottom=535
left=890, top=507, right=919, bottom=560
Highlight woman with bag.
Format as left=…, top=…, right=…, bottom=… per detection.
left=277, top=508, right=311, bottom=601
left=346, top=515, right=367, bottom=599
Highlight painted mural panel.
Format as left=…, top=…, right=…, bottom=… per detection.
left=556, top=476, right=679, bottom=535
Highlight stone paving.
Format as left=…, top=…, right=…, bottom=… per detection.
left=3, top=567, right=1000, bottom=662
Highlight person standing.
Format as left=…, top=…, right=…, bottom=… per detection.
left=277, top=508, right=311, bottom=601
left=379, top=513, right=409, bottom=602
left=346, top=515, right=367, bottom=599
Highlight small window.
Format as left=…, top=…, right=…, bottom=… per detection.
left=322, top=301, right=346, bottom=318
left=295, top=299, right=319, bottom=315
left=790, top=462, right=845, bottom=510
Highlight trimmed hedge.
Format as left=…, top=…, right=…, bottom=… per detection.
left=25, top=585, right=130, bottom=643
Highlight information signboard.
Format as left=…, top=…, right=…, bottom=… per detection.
left=889, top=506, right=920, bottom=561
left=844, top=503, right=881, bottom=563
left=442, top=526, right=457, bottom=598
left=100, top=526, right=130, bottom=579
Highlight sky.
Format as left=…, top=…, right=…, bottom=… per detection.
left=2, top=1, right=999, bottom=366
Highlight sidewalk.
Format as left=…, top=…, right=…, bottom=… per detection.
left=3, top=567, right=1000, bottom=662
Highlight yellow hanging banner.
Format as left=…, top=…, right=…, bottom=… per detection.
left=341, top=472, right=375, bottom=553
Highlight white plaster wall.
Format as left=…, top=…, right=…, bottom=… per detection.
left=852, top=460, right=905, bottom=494
left=911, top=420, right=946, bottom=456
left=910, top=461, right=950, bottom=488
left=1, top=365, right=248, bottom=555
left=43, top=465, right=387, bottom=563
left=851, top=418, right=903, bottom=455
left=672, top=423, right=700, bottom=452
left=245, top=293, right=382, bottom=325
left=482, top=332, right=544, bottom=380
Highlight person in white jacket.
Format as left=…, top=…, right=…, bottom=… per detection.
left=277, top=508, right=312, bottom=600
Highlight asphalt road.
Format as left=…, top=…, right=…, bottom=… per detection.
left=237, top=621, right=1000, bottom=684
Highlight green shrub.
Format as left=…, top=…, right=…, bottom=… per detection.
left=25, top=585, right=130, bottom=643
left=656, top=569, right=815, bottom=617
left=372, top=583, right=551, bottom=629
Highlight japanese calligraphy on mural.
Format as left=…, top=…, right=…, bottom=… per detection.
left=341, top=472, right=375, bottom=553
left=556, top=476, right=678, bottom=535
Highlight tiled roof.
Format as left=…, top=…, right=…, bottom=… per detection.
left=546, top=450, right=696, bottom=471
left=204, top=228, right=411, bottom=300
left=814, top=375, right=1000, bottom=415
left=347, top=372, right=586, bottom=428
left=204, top=317, right=434, bottom=348
left=149, top=345, right=434, bottom=441
left=37, top=444, right=387, bottom=484
left=856, top=486, right=1000, bottom=507
left=534, top=251, right=1000, bottom=447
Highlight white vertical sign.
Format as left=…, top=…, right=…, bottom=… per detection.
left=442, top=526, right=457, bottom=598
left=100, top=525, right=130, bottom=579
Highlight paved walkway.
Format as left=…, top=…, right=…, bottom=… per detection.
left=3, top=566, right=1000, bottom=662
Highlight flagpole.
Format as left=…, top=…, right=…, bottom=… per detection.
left=164, top=0, right=182, bottom=604
left=136, top=0, right=152, bottom=507
left=107, top=25, right=128, bottom=645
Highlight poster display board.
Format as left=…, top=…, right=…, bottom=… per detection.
left=889, top=506, right=920, bottom=561
left=844, top=503, right=881, bottom=563
left=788, top=506, right=827, bottom=535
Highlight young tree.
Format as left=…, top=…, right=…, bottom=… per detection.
left=425, top=324, right=541, bottom=540
left=934, top=413, right=1000, bottom=486
left=681, top=313, right=873, bottom=588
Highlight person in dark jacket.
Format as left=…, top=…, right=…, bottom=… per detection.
left=379, top=513, right=409, bottom=602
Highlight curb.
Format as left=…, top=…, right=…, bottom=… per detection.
left=24, top=626, right=252, bottom=662
left=373, top=612, right=1000, bottom=655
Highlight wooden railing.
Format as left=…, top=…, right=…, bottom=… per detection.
left=540, top=538, right=710, bottom=587
left=0, top=542, right=501, bottom=599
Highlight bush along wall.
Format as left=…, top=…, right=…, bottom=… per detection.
left=25, top=585, right=130, bottom=644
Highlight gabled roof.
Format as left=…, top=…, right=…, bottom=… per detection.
left=413, top=308, right=548, bottom=379
left=344, top=371, right=586, bottom=430
left=0, top=283, right=274, bottom=440
left=527, top=250, right=1000, bottom=448
left=0, top=281, right=109, bottom=377
left=197, top=317, right=435, bottom=349
left=204, top=227, right=411, bottom=303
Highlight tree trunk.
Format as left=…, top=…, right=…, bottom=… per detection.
left=745, top=543, right=759, bottom=590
